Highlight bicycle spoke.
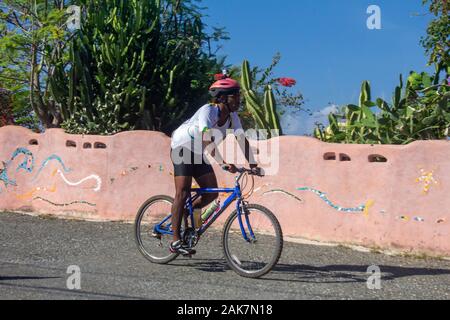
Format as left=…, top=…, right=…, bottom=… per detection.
left=135, top=196, right=178, bottom=263
left=223, top=205, right=283, bottom=278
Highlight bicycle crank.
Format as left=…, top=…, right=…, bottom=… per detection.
left=182, top=228, right=200, bottom=248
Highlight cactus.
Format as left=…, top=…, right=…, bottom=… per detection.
left=315, top=81, right=378, bottom=143
left=240, top=60, right=282, bottom=138
left=52, top=0, right=225, bottom=135
left=315, top=73, right=449, bottom=144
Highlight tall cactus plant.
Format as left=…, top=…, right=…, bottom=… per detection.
left=57, top=0, right=161, bottom=134
left=314, top=73, right=449, bottom=144
left=314, top=81, right=379, bottom=144
left=53, top=0, right=226, bottom=135
left=241, top=60, right=282, bottom=138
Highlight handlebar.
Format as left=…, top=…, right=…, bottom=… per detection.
left=221, top=165, right=264, bottom=177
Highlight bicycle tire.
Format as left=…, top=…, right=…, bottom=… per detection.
left=134, top=195, right=179, bottom=264
left=222, top=204, right=283, bottom=278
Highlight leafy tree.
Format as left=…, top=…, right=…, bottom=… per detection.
left=0, top=88, right=14, bottom=126
left=59, top=0, right=228, bottom=135
left=1, top=0, right=227, bottom=135
left=314, top=75, right=449, bottom=144
left=420, top=0, right=449, bottom=82
left=0, top=0, right=74, bottom=128
left=314, top=0, right=449, bottom=144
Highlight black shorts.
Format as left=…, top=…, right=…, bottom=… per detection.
left=170, top=147, right=214, bottom=178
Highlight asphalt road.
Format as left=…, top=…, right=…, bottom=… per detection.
left=0, top=212, right=449, bottom=300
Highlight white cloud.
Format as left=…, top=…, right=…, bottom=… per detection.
left=312, top=104, right=340, bottom=118
left=281, top=104, right=341, bottom=136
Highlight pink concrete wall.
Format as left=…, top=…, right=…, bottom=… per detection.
left=1, top=125, right=449, bottom=256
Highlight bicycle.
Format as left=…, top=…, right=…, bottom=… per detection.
left=134, top=167, right=283, bottom=278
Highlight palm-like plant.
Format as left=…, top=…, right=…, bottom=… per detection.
left=314, top=73, right=449, bottom=144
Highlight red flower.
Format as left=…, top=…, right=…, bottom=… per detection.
left=277, top=77, right=296, bottom=87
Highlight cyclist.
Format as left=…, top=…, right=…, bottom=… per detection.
left=169, top=73, right=259, bottom=255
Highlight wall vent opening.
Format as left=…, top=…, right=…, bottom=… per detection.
left=369, top=154, right=387, bottom=163
left=94, top=142, right=107, bottom=149
left=66, top=140, right=77, bottom=148
left=339, top=153, right=351, bottom=161
left=323, top=152, right=336, bottom=160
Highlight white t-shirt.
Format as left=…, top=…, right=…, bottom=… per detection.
left=171, top=104, right=243, bottom=154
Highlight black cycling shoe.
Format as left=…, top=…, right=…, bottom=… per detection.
left=169, top=240, right=196, bottom=256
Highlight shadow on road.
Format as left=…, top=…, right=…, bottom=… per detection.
left=171, top=258, right=230, bottom=273
left=0, top=276, right=61, bottom=281
left=170, top=258, right=450, bottom=283
left=266, top=263, right=450, bottom=283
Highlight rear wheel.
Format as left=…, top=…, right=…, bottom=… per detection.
left=134, top=195, right=179, bottom=264
left=222, top=204, right=283, bottom=278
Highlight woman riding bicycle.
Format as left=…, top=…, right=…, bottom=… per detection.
left=169, top=72, right=259, bottom=255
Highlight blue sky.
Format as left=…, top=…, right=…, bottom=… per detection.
left=204, top=0, right=434, bottom=135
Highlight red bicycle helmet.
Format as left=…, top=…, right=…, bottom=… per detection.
left=209, top=76, right=240, bottom=97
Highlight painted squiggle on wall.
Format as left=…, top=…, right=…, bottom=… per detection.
left=297, top=187, right=369, bottom=213
left=1, top=147, right=98, bottom=207
left=33, top=197, right=96, bottom=207
left=16, top=184, right=57, bottom=200
left=263, top=189, right=304, bottom=203
left=253, top=183, right=271, bottom=194
left=13, top=148, right=34, bottom=173
left=32, top=154, right=72, bottom=181
left=0, top=148, right=34, bottom=190
left=16, top=167, right=101, bottom=198
left=56, top=170, right=102, bottom=192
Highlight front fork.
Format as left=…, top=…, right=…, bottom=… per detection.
left=237, top=200, right=257, bottom=243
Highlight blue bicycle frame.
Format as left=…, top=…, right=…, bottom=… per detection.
left=153, top=174, right=256, bottom=242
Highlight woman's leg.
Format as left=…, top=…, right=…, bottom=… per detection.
left=171, top=175, right=192, bottom=242
left=192, top=171, right=219, bottom=209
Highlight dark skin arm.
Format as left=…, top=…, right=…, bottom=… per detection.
left=226, top=134, right=257, bottom=173
left=204, top=132, right=257, bottom=173
left=209, top=94, right=259, bottom=172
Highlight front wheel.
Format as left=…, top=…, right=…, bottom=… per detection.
left=222, top=204, right=283, bottom=278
